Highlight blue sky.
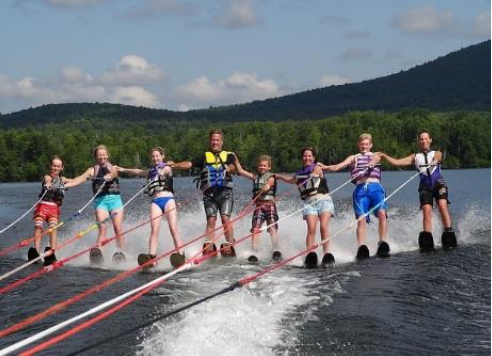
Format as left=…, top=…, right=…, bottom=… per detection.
left=0, top=0, right=489, bottom=113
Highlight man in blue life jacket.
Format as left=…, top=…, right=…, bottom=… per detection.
left=380, top=130, right=457, bottom=251
left=173, top=129, right=239, bottom=257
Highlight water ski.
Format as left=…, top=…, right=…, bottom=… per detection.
left=137, top=253, right=156, bottom=270
left=112, top=252, right=127, bottom=264
left=272, top=250, right=283, bottom=262
left=376, top=241, right=390, bottom=258
left=27, top=247, right=40, bottom=263
left=320, top=253, right=335, bottom=267
left=89, top=247, right=104, bottom=264
left=356, top=245, right=370, bottom=260
left=441, top=230, right=457, bottom=250
left=304, top=251, right=318, bottom=269
left=418, top=231, right=434, bottom=252
left=202, top=242, right=217, bottom=257
left=247, top=255, right=259, bottom=264
left=220, top=243, right=236, bottom=258
left=43, top=247, right=57, bottom=266
left=170, top=253, right=186, bottom=268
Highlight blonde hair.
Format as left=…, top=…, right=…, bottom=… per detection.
left=257, top=155, right=272, bottom=167
left=358, top=133, right=372, bottom=143
left=93, top=145, right=109, bottom=159
left=149, top=146, right=165, bottom=156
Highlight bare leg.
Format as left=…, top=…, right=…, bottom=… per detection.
left=165, top=200, right=184, bottom=254
left=377, top=210, right=387, bottom=242
left=221, top=215, right=235, bottom=243
left=48, top=218, right=58, bottom=249
left=251, top=230, right=260, bottom=251
left=205, top=216, right=217, bottom=242
left=268, top=227, right=279, bottom=250
left=149, top=203, right=163, bottom=256
left=305, top=215, right=318, bottom=250
left=356, top=219, right=367, bottom=246
left=422, top=204, right=433, bottom=232
left=34, top=225, right=42, bottom=253
left=111, top=208, right=124, bottom=249
left=436, top=199, right=452, bottom=229
left=319, top=213, right=331, bottom=254
left=95, top=209, right=109, bottom=246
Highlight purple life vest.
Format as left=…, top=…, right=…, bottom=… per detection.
left=350, top=153, right=381, bottom=184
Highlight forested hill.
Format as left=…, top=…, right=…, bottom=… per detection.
left=0, top=40, right=489, bottom=127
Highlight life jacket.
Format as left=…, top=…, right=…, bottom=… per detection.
left=252, top=172, right=276, bottom=201
left=92, top=163, right=120, bottom=196
left=147, top=162, right=173, bottom=196
left=350, top=153, right=382, bottom=184
left=296, top=164, right=329, bottom=200
left=197, top=151, right=233, bottom=192
left=415, top=150, right=443, bottom=188
left=40, top=176, right=65, bottom=206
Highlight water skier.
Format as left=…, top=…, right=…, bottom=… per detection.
left=172, top=129, right=240, bottom=257
left=380, top=130, right=457, bottom=250
left=319, top=133, right=389, bottom=259
left=116, top=147, right=185, bottom=268
left=234, top=154, right=282, bottom=263
left=68, top=145, right=126, bottom=263
left=276, top=147, right=335, bottom=268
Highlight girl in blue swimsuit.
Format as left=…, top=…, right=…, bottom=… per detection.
left=117, top=147, right=185, bottom=266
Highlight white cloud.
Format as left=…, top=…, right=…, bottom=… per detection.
left=318, top=74, right=350, bottom=87
left=0, top=63, right=163, bottom=112
left=176, top=71, right=280, bottom=108
left=336, top=48, right=372, bottom=62
left=214, top=0, right=259, bottom=29
left=62, top=66, right=93, bottom=83
left=473, top=11, right=491, bottom=38
left=108, top=86, right=160, bottom=107
left=392, top=6, right=457, bottom=35
left=99, top=55, right=166, bottom=86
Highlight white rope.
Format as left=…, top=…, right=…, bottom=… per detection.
left=0, top=191, right=48, bottom=235
left=0, top=262, right=192, bottom=356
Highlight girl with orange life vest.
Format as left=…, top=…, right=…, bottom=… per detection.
left=116, top=147, right=185, bottom=268
left=319, top=133, right=389, bottom=259
left=29, top=156, right=75, bottom=265
left=276, top=147, right=335, bottom=267
left=68, top=145, right=126, bottom=263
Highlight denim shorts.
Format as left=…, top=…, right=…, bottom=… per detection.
left=94, top=194, right=124, bottom=212
left=302, top=194, right=335, bottom=219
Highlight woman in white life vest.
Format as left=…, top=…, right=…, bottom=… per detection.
left=380, top=130, right=456, bottom=249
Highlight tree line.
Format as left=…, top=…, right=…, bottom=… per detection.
left=0, top=109, right=489, bottom=182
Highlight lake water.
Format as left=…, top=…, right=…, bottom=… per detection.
left=0, top=169, right=490, bottom=355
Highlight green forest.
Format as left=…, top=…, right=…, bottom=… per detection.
left=0, top=109, right=489, bottom=182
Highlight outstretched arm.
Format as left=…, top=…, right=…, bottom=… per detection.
left=275, top=173, right=296, bottom=184
left=380, top=153, right=415, bottom=167
left=115, top=166, right=146, bottom=177
left=171, top=161, right=192, bottom=170
left=64, top=168, right=93, bottom=188
left=318, top=155, right=354, bottom=172
left=233, top=154, right=254, bottom=180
